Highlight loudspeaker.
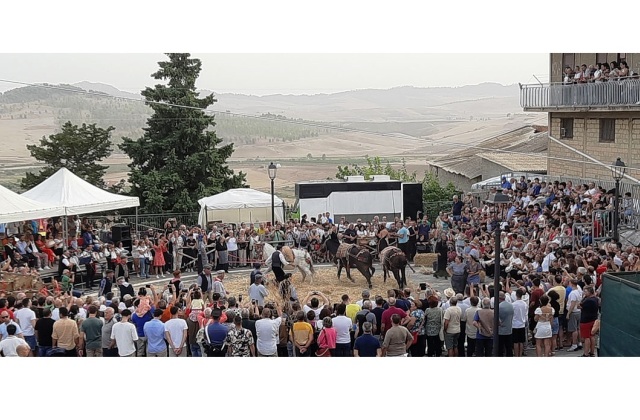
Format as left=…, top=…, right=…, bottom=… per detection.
left=120, top=239, right=133, bottom=253
left=402, top=183, right=424, bottom=221
left=111, top=224, right=131, bottom=242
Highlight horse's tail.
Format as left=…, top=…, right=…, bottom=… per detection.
left=307, top=250, right=315, bottom=274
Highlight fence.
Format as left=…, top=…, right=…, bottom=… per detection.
left=520, top=77, right=640, bottom=109
left=84, top=212, right=199, bottom=238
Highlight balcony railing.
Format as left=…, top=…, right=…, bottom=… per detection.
left=520, top=77, right=640, bottom=110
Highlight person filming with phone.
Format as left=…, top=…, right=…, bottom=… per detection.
left=248, top=273, right=268, bottom=307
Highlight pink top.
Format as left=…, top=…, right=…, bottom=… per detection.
left=318, top=327, right=337, bottom=349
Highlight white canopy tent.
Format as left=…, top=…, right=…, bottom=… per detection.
left=0, top=184, right=65, bottom=224
left=21, top=168, right=140, bottom=215
left=198, top=188, right=284, bottom=226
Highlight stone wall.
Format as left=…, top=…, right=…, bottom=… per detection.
left=549, top=113, right=640, bottom=181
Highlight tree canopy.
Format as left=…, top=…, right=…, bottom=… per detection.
left=21, top=121, right=114, bottom=190
left=119, top=53, right=246, bottom=213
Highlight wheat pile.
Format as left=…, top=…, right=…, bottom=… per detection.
left=414, top=253, right=438, bottom=267
left=222, top=267, right=413, bottom=305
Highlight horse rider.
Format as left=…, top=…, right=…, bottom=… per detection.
left=265, top=245, right=289, bottom=282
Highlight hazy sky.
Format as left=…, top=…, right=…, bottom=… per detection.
left=0, top=53, right=548, bottom=96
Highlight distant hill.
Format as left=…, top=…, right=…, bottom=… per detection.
left=0, top=81, right=528, bottom=158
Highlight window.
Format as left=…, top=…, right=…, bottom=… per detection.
left=599, top=119, right=615, bottom=143
left=617, top=53, right=626, bottom=63
left=560, top=118, right=574, bottom=139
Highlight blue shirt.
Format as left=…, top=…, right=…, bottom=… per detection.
left=131, top=308, right=154, bottom=337
left=206, top=322, right=228, bottom=346
left=397, top=227, right=409, bottom=244
left=143, top=319, right=167, bottom=354
left=354, top=334, right=380, bottom=357
left=0, top=321, right=22, bottom=340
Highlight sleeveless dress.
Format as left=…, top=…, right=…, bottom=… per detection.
left=534, top=307, right=554, bottom=339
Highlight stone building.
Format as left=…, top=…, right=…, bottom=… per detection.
left=427, top=125, right=548, bottom=191
left=520, top=53, right=640, bottom=181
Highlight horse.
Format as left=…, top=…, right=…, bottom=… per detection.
left=379, top=246, right=415, bottom=289
left=335, top=243, right=375, bottom=289
left=261, top=242, right=315, bottom=283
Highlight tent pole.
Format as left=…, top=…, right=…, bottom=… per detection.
left=63, top=215, right=68, bottom=251
left=135, top=207, right=139, bottom=240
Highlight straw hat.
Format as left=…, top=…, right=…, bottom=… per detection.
left=444, top=288, right=455, bottom=299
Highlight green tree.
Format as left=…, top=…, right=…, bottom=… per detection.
left=335, top=156, right=458, bottom=202
left=120, top=53, right=246, bottom=213
left=336, top=156, right=417, bottom=182
left=21, top=121, right=114, bottom=190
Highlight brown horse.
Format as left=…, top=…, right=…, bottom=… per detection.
left=380, top=246, right=415, bottom=289
left=336, top=243, right=375, bottom=289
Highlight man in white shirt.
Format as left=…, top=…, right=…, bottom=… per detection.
left=0, top=311, right=23, bottom=340
left=110, top=309, right=138, bottom=357
left=511, top=288, right=528, bottom=357
left=302, top=291, right=330, bottom=320
left=541, top=247, right=557, bottom=272
left=443, top=297, right=462, bottom=357
left=248, top=274, right=268, bottom=307
left=332, top=303, right=353, bottom=357
left=0, top=324, right=28, bottom=357
left=255, top=304, right=283, bottom=357
left=13, top=298, right=36, bottom=355
left=164, top=306, right=188, bottom=357
left=566, top=278, right=583, bottom=352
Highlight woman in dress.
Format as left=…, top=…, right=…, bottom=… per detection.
left=237, top=228, right=248, bottom=267
left=547, top=289, right=561, bottom=355
left=316, top=316, right=337, bottom=357
left=403, top=299, right=426, bottom=358
left=423, top=295, right=444, bottom=357
left=534, top=294, right=554, bottom=357
left=215, top=235, right=229, bottom=273
left=377, top=223, right=389, bottom=256
left=152, top=237, right=167, bottom=278
left=433, top=233, right=449, bottom=279
left=447, top=255, right=467, bottom=295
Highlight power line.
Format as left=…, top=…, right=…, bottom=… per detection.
left=0, top=78, right=635, bottom=172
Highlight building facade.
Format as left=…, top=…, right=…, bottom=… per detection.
left=520, top=53, right=640, bottom=181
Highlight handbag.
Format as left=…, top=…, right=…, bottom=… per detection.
left=411, top=331, right=419, bottom=345
left=315, top=330, right=332, bottom=357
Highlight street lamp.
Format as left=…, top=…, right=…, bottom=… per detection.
left=268, top=162, right=278, bottom=226
left=611, top=157, right=626, bottom=243
left=485, top=190, right=512, bottom=357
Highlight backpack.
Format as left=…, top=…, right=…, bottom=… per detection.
left=355, top=310, right=369, bottom=337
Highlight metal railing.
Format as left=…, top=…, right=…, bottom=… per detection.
left=84, top=213, right=199, bottom=237
left=520, top=77, right=640, bottom=109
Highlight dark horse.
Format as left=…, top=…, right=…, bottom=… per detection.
left=380, top=246, right=415, bottom=289
left=336, top=243, right=375, bottom=289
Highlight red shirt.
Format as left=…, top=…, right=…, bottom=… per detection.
left=381, top=306, right=407, bottom=333
left=596, top=265, right=607, bottom=288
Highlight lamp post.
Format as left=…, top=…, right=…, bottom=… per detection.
left=611, top=157, right=626, bottom=243
left=485, top=191, right=512, bottom=357
left=268, top=162, right=277, bottom=226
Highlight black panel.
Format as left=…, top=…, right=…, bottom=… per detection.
left=111, top=224, right=131, bottom=242
left=402, top=183, right=424, bottom=221
left=296, top=181, right=401, bottom=199
left=120, top=239, right=132, bottom=253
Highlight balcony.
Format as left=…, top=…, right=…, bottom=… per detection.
left=520, top=78, right=640, bottom=111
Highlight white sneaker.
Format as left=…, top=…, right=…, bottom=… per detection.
left=567, top=344, right=578, bottom=352
left=156, top=275, right=160, bottom=279
left=43, top=266, right=50, bottom=270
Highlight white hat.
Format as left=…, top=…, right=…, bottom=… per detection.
left=99, top=305, right=107, bottom=312
left=118, top=302, right=126, bottom=311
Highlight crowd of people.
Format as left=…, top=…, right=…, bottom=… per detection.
left=0, top=171, right=636, bottom=357
left=563, top=61, right=637, bottom=84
